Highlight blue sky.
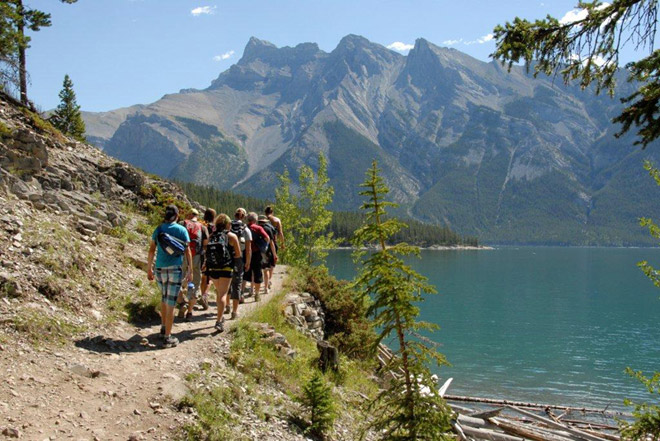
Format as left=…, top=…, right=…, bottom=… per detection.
left=23, top=0, right=642, bottom=112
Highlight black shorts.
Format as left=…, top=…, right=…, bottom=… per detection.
left=262, top=252, right=275, bottom=269
left=208, top=269, right=232, bottom=280
left=243, top=252, right=263, bottom=284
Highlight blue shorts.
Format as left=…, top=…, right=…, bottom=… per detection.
left=155, top=266, right=183, bottom=307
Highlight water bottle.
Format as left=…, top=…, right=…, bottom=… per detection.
left=187, top=282, right=195, bottom=299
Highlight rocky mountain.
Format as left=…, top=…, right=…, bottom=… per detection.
left=83, top=35, right=660, bottom=245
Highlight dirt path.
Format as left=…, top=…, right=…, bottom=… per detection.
left=0, top=266, right=288, bottom=440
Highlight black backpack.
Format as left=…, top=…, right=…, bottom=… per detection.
left=231, top=220, right=246, bottom=250
left=205, top=231, right=233, bottom=270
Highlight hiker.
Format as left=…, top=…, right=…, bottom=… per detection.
left=204, top=213, right=241, bottom=332
left=265, top=206, right=284, bottom=291
left=243, top=212, right=272, bottom=302
left=228, top=208, right=252, bottom=319
left=258, top=214, right=278, bottom=295
left=265, top=206, right=284, bottom=249
left=178, top=209, right=209, bottom=321
left=199, top=208, right=216, bottom=310
left=147, top=204, right=192, bottom=348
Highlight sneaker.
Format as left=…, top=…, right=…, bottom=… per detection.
left=239, top=296, right=245, bottom=304
left=163, top=335, right=179, bottom=348
left=159, top=326, right=166, bottom=339
left=185, top=312, right=193, bottom=322
left=200, top=294, right=209, bottom=310
left=224, top=305, right=230, bottom=314
left=214, top=320, right=225, bottom=333
left=268, top=281, right=272, bottom=289
left=230, top=311, right=238, bottom=320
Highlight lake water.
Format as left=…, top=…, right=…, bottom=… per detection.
left=326, top=247, right=660, bottom=409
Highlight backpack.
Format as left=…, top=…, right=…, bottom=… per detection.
left=205, top=230, right=233, bottom=270
left=262, top=222, right=277, bottom=245
left=251, top=225, right=270, bottom=254
left=231, top=220, right=247, bottom=251
left=184, top=220, right=203, bottom=256
left=156, top=225, right=187, bottom=257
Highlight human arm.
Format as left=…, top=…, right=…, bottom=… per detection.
left=269, top=237, right=278, bottom=264
left=229, top=232, right=242, bottom=259
left=184, top=247, right=193, bottom=282
left=244, top=239, right=252, bottom=271
left=147, top=240, right=156, bottom=281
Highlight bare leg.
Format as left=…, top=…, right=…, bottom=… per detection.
left=212, top=278, right=232, bottom=323
left=162, top=303, right=175, bottom=336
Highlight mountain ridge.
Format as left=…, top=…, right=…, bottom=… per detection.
left=82, top=34, right=660, bottom=245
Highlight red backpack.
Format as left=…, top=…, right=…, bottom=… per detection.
left=184, top=220, right=203, bottom=256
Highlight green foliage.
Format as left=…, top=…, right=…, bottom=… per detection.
left=0, top=121, right=12, bottom=138
left=353, top=161, right=451, bottom=441
left=0, top=1, right=77, bottom=103
left=107, top=282, right=161, bottom=324
left=140, top=183, right=192, bottom=228
left=50, top=74, right=86, bottom=142
left=492, top=0, right=659, bottom=147
left=176, top=180, right=270, bottom=214
left=297, top=267, right=377, bottom=359
left=276, top=153, right=338, bottom=267
left=621, top=369, right=660, bottom=441
left=626, top=160, right=660, bottom=440
left=300, top=372, right=336, bottom=440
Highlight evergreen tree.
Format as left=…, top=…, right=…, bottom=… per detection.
left=275, top=153, right=338, bottom=267
left=300, top=372, right=335, bottom=440
left=0, top=1, right=77, bottom=104
left=353, top=160, right=452, bottom=441
left=50, top=74, right=86, bottom=141
left=492, top=0, right=659, bottom=148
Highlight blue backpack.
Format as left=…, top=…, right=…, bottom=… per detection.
left=156, top=225, right=187, bottom=256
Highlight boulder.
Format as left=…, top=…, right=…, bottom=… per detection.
left=113, top=165, right=144, bottom=191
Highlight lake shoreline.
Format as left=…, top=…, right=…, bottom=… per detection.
left=335, top=245, right=494, bottom=251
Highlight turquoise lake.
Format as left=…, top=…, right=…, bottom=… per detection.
left=326, top=247, right=660, bottom=409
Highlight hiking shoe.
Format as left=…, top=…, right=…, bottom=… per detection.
left=239, top=296, right=245, bottom=304
left=224, top=305, right=230, bottom=314
left=230, top=311, right=238, bottom=320
left=163, top=335, right=179, bottom=348
left=268, top=281, right=272, bottom=289
left=185, top=312, right=193, bottom=322
left=159, top=325, right=166, bottom=338
left=214, top=320, right=225, bottom=333
left=177, top=305, right=186, bottom=319
left=200, top=294, right=209, bottom=310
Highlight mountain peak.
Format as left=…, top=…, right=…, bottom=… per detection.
left=240, top=37, right=278, bottom=63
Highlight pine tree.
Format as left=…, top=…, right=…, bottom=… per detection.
left=0, top=1, right=77, bottom=104
left=275, top=153, right=338, bottom=267
left=51, top=74, right=86, bottom=142
left=353, top=160, right=452, bottom=441
left=301, top=372, right=335, bottom=440
left=492, top=0, right=659, bottom=148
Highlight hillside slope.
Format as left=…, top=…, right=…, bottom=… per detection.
left=0, top=94, right=374, bottom=440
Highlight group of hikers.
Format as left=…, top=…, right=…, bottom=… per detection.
left=146, top=204, right=284, bottom=348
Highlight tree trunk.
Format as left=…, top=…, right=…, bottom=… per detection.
left=317, top=340, right=339, bottom=372
left=17, top=0, right=27, bottom=105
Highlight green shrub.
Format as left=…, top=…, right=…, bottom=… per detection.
left=300, top=372, right=335, bottom=440
left=298, top=268, right=376, bottom=359
left=13, top=308, right=83, bottom=345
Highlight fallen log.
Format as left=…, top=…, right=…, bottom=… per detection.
left=506, top=406, right=611, bottom=441
left=488, top=417, right=575, bottom=441
left=444, top=395, right=629, bottom=417
left=460, top=424, right=527, bottom=441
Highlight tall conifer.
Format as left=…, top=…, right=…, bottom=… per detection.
left=353, top=160, right=451, bottom=441
left=51, top=74, right=85, bottom=142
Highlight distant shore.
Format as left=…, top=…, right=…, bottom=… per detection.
left=335, top=245, right=493, bottom=251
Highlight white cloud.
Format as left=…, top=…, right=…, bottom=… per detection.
left=213, top=50, right=235, bottom=61
left=443, top=39, right=462, bottom=46
left=387, top=42, right=414, bottom=52
left=191, top=6, right=216, bottom=16
left=560, top=2, right=610, bottom=25
left=464, top=33, right=495, bottom=45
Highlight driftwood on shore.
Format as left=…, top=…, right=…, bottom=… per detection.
left=375, top=344, right=625, bottom=441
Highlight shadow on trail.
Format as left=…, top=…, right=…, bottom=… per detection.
left=74, top=311, right=220, bottom=354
